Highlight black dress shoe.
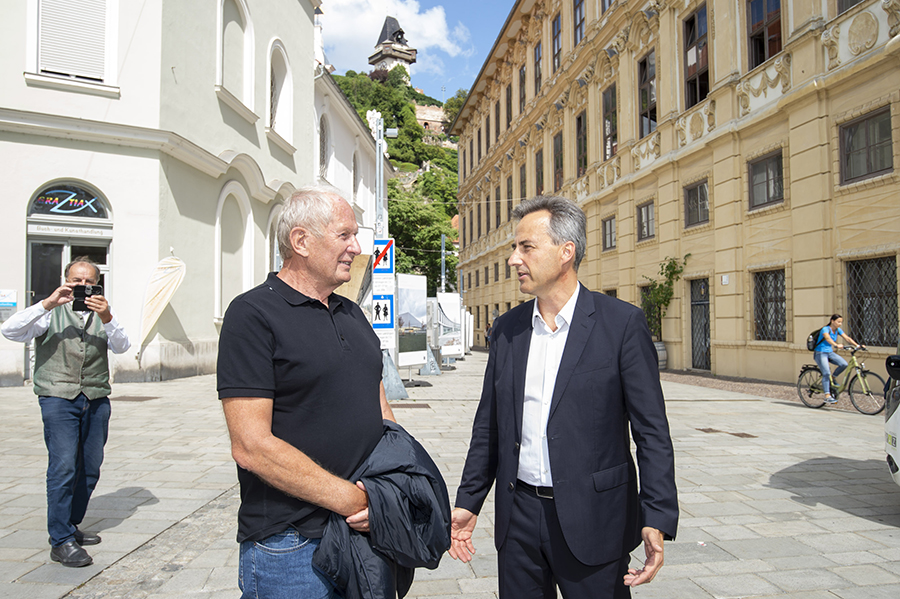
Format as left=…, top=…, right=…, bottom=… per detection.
left=74, top=528, right=101, bottom=545
left=50, top=540, right=93, bottom=567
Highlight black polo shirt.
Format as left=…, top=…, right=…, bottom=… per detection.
left=217, top=272, right=384, bottom=542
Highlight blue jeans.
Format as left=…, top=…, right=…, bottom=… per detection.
left=814, top=351, right=848, bottom=396
left=239, top=529, right=339, bottom=599
left=39, top=393, right=110, bottom=547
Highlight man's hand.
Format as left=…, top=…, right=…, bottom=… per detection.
left=623, top=527, right=664, bottom=587
left=345, top=481, right=370, bottom=533
left=448, top=507, right=478, bottom=562
left=41, top=284, right=75, bottom=311
left=85, top=295, right=113, bottom=324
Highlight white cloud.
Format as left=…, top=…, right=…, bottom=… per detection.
left=320, top=0, right=473, bottom=76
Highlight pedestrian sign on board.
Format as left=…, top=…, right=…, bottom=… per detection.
left=373, top=239, right=394, bottom=274
left=372, top=295, right=393, bottom=329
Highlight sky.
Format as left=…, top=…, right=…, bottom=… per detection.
left=320, top=0, right=515, bottom=103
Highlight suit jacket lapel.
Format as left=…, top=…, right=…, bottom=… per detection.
left=512, top=303, right=533, bottom=443
left=549, top=286, right=595, bottom=420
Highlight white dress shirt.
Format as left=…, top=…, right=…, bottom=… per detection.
left=1, top=302, right=131, bottom=354
left=517, top=283, right=580, bottom=486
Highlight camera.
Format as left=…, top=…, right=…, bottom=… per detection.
left=72, top=285, right=103, bottom=312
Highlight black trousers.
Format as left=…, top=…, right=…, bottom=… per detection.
left=498, top=485, right=632, bottom=599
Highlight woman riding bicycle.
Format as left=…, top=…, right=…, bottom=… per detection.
left=814, top=313, right=865, bottom=404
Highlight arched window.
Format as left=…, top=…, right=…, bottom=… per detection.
left=268, top=41, right=293, bottom=144
left=29, top=184, right=110, bottom=219
left=214, top=181, right=254, bottom=318
left=319, top=115, right=330, bottom=180
left=218, top=0, right=255, bottom=112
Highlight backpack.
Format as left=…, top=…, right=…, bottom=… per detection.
left=806, top=327, right=826, bottom=351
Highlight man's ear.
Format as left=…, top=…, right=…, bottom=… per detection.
left=291, top=227, right=310, bottom=257
left=560, top=241, right=576, bottom=266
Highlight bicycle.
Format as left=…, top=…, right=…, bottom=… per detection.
left=797, top=346, right=886, bottom=415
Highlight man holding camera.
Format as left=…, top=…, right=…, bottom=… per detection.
left=1, top=258, right=130, bottom=567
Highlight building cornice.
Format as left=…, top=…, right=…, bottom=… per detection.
left=0, top=107, right=289, bottom=204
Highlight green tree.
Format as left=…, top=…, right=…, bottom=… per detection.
left=442, top=88, right=468, bottom=130
left=640, top=255, right=691, bottom=340
left=388, top=179, right=458, bottom=295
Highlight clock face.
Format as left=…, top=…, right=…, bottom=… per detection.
left=380, top=62, right=387, bottom=70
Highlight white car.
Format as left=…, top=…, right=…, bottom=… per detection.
left=886, top=349, right=900, bottom=487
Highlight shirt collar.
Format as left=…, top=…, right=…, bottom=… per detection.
left=266, top=272, right=344, bottom=311
left=532, top=282, right=580, bottom=331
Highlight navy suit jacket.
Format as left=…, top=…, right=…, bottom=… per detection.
left=456, top=285, right=678, bottom=566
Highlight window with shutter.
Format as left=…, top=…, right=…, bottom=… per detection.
left=39, top=0, right=107, bottom=82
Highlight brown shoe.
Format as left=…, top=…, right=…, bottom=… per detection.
left=50, top=540, right=93, bottom=567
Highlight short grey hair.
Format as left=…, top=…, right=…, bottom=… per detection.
left=277, top=185, right=346, bottom=261
left=511, top=195, right=587, bottom=271
left=64, top=257, right=101, bottom=283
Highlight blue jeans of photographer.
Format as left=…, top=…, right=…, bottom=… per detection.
left=40, top=393, right=110, bottom=547
left=239, top=528, right=339, bottom=599
left=814, top=351, right=848, bottom=397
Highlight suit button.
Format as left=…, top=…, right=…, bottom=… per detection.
left=514, top=442, right=520, bottom=451
left=508, top=482, right=515, bottom=491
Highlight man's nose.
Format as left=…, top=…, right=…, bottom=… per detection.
left=349, top=235, right=361, bottom=256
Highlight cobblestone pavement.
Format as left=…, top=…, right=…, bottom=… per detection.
left=0, top=352, right=898, bottom=598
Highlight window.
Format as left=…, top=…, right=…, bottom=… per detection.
left=574, top=0, right=586, bottom=46
left=462, top=149, right=467, bottom=179
left=494, top=262, right=499, bottom=282
left=468, top=209, right=473, bottom=243
left=485, top=196, right=491, bottom=233
left=485, top=117, right=491, bottom=152
left=839, top=0, right=864, bottom=14
left=749, top=151, right=783, bottom=209
left=637, top=201, right=655, bottom=240
left=534, top=43, right=543, bottom=94
left=602, top=216, right=616, bottom=250
left=603, top=85, right=618, bottom=161
left=841, top=109, right=893, bottom=184
left=639, top=52, right=657, bottom=138
left=519, top=65, right=527, bottom=112
left=846, top=256, right=898, bottom=347
left=520, top=164, right=527, bottom=202
left=468, top=272, right=471, bottom=289
left=552, top=14, right=562, bottom=73
left=469, top=139, right=474, bottom=172
left=535, top=149, right=545, bottom=195
left=748, top=0, right=782, bottom=70
left=268, top=41, right=293, bottom=144
left=506, top=262, right=511, bottom=279
left=495, top=102, right=501, bottom=141
left=507, top=176, right=513, bottom=221
left=685, top=180, right=709, bottom=226
left=495, top=186, right=501, bottom=229
left=576, top=111, right=587, bottom=178
left=351, top=153, right=359, bottom=203
left=318, top=115, right=329, bottom=179
left=485, top=267, right=490, bottom=285
left=553, top=132, right=564, bottom=192
left=506, top=85, right=513, bottom=128
left=219, top=0, right=254, bottom=109
left=461, top=215, right=466, bottom=248
left=38, top=0, right=109, bottom=83
left=753, top=270, right=786, bottom=341
left=605, top=289, right=617, bottom=298
left=477, top=203, right=482, bottom=237
left=477, top=128, right=482, bottom=161
left=476, top=269, right=479, bottom=287
left=684, top=5, right=709, bottom=109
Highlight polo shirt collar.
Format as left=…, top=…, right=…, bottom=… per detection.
left=265, top=272, right=344, bottom=310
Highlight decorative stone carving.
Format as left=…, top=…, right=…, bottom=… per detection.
left=573, top=176, right=589, bottom=201
left=598, top=156, right=620, bottom=190
left=613, top=26, right=630, bottom=55
left=821, top=25, right=841, bottom=70
left=676, top=100, right=717, bottom=147
left=885, top=0, right=900, bottom=37
left=631, top=132, right=660, bottom=170
left=627, top=11, right=656, bottom=51
left=675, top=117, right=687, bottom=147
left=690, top=112, right=704, bottom=139
left=848, top=11, right=879, bottom=55
left=704, top=99, right=716, bottom=131
left=736, top=53, right=792, bottom=116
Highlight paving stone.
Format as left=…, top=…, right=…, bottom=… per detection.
left=692, top=572, right=782, bottom=597
left=759, top=568, right=855, bottom=592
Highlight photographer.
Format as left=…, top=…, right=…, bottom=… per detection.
left=1, top=257, right=130, bottom=567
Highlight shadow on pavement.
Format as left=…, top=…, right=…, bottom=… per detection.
left=85, top=486, right=159, bottom=532
left=766, top=457, right=900, bottom=526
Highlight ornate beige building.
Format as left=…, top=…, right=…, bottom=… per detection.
left=451, top=0, right=900, bottom=382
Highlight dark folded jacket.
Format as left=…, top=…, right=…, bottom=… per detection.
left=312, top=420, right=451, bottom=599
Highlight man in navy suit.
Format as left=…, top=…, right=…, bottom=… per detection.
left=449, top=196, right=678, bottom=598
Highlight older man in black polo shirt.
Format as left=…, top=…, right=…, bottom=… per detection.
left=217, top=186, right=395, bottom=598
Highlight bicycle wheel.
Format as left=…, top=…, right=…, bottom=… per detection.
left=797, top=369, right=826, bottom=408
left=849, top=371, right=886, bottom=415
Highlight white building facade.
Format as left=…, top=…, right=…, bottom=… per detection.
left=0, top=0, right=389, bottom=385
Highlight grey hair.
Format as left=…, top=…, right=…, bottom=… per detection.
left=65, top=257, right=101, bottom=283
left=277, top=185, right=346, bottom=261
left=511, top=195, right=587, bottom=271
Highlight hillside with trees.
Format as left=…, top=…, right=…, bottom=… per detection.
left=333, top=66, right=464, bottom=295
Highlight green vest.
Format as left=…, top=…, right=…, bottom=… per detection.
left=33, top=304, right=111, bottom=400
